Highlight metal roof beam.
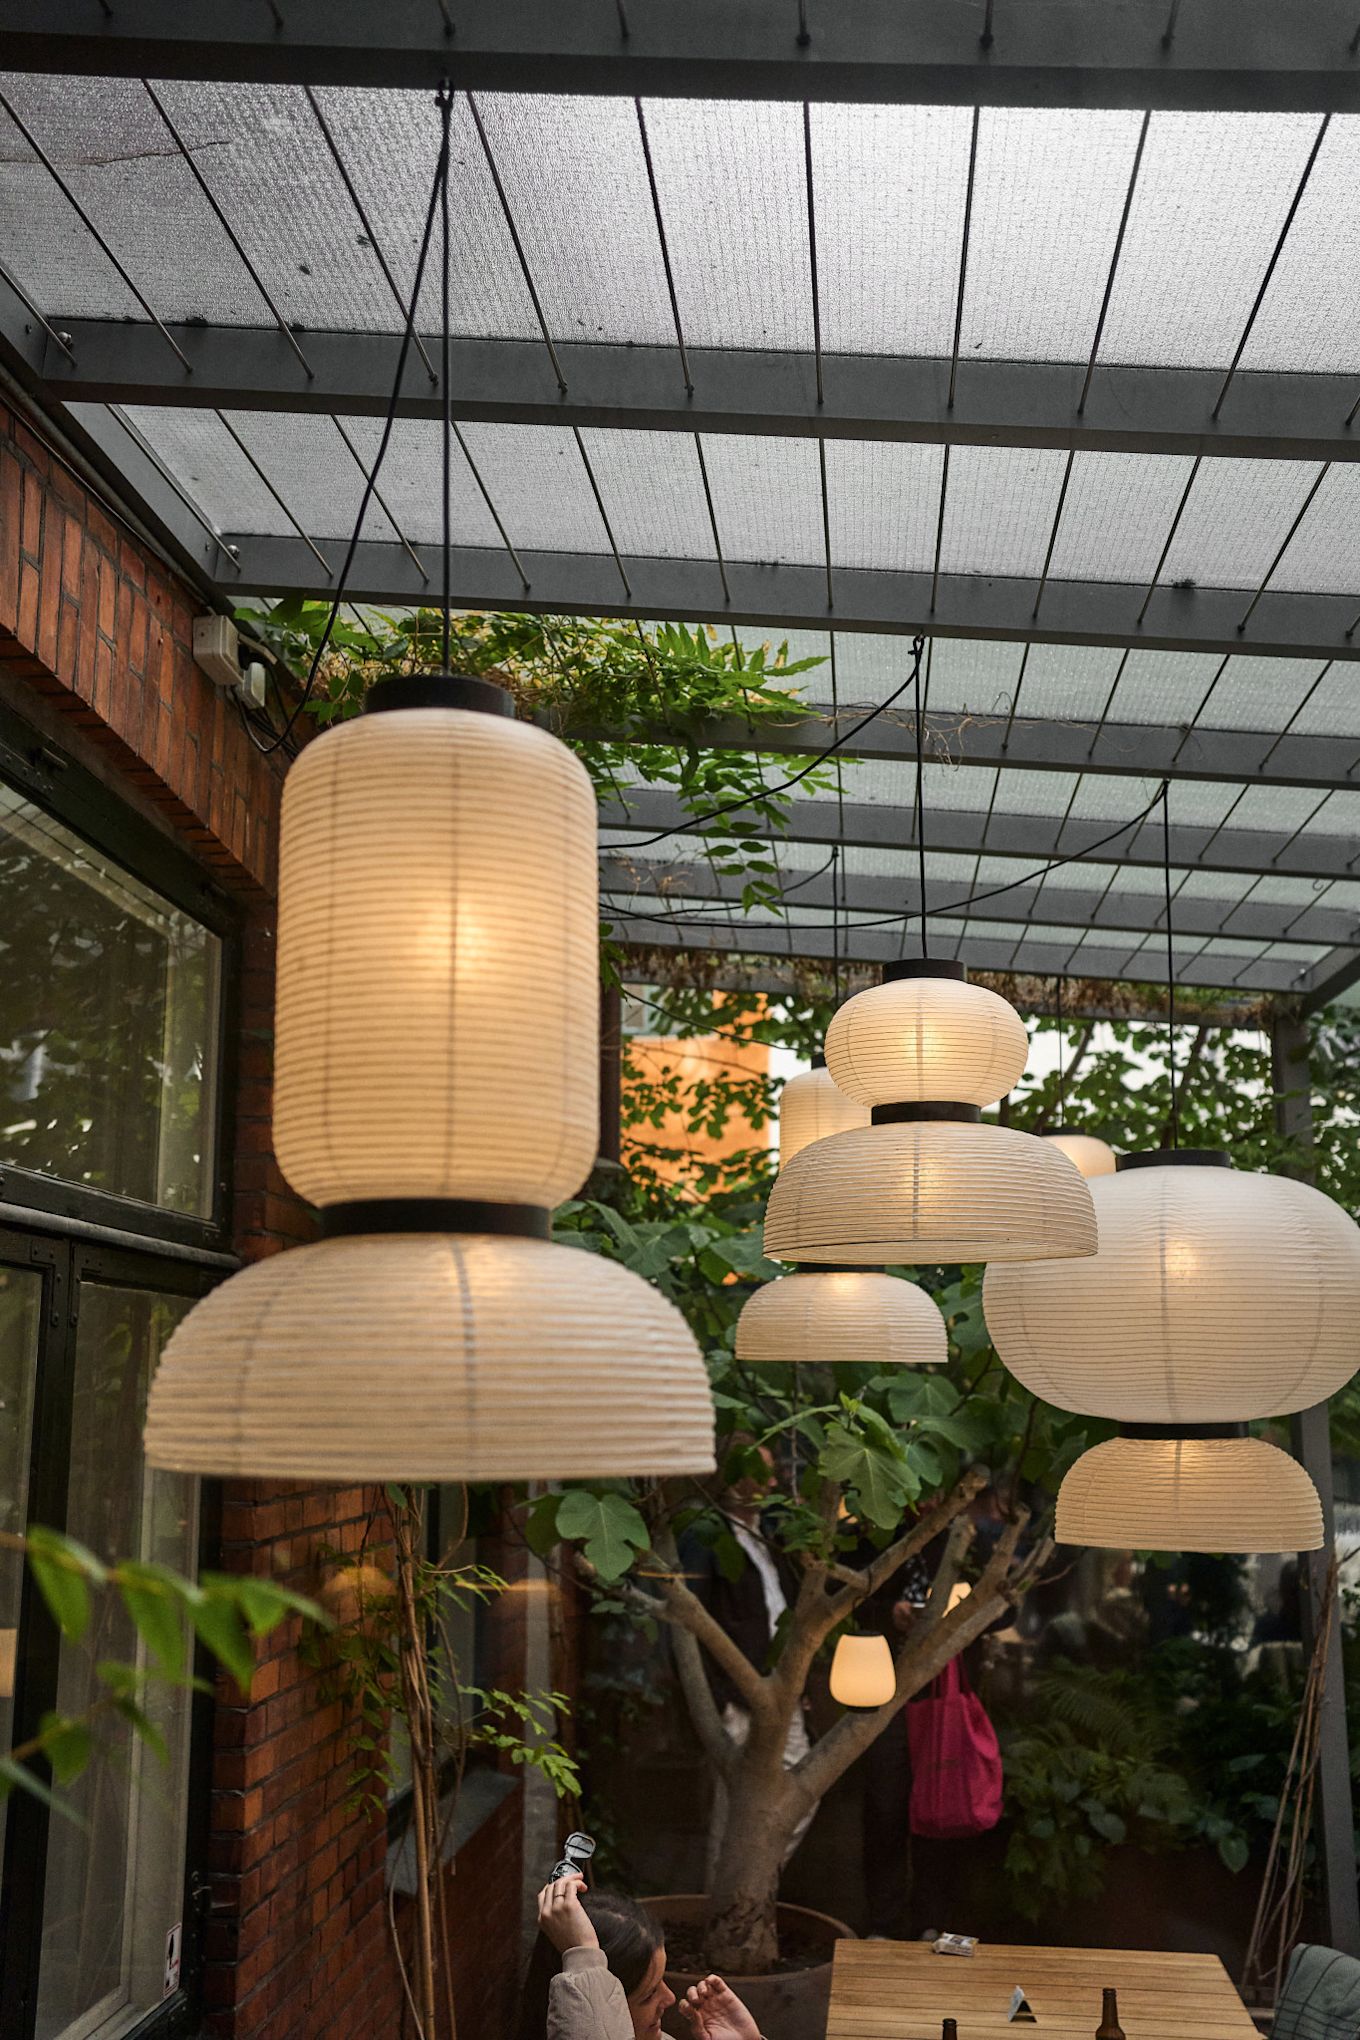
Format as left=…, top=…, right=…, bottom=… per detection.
left=224, top=536, right=1360, bottom=665
left=602, top=790, right=1358, bottom=885
left=5, top=1, right=1359, bottom=113
left=599, top=852, right=1356, bottom=948
left=29, top=322, right=1360, bottom=466
left=1301, top=944, right=1360, bottom=1011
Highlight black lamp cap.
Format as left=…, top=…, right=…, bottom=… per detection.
left=883, top=958, right=967, bottom=985
left=1120, top=1421, right=1247, bottom=1441
left=1117, top=1147, right=1230, bottom=1173
left=364, top=671, right=514, bottom=718
left=812, top=1050, right=827, bottom=1069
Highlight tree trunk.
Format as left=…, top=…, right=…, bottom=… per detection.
left=703, top=1718, right=799, bottom=1973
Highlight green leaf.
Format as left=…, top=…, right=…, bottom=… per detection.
left=1217, top=1832, right=1249, bottom=1874
left=820, top=1419, right=915, bottom=1529
left=117, top=1561, right=189, bottom=1675
left=111, top=1696, right=170, bottom=1766
left=0, top=1754, right=89, bottom=1828
left=39, top=1712, right=93, bottom=1786
left=190, top=1593, right=255, bottom=1695
left=26, top=1527, right=101, bottom=1643
left=524, top=1491, right=563, bottom=1558
left=555, top=1490, right=650, bottom=1582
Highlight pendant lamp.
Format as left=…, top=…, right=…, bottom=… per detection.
left=830, top=1632, right=897, bottom=1708
left=984, top=1148, right=1360, bottom=1423
left=778, top=1055, right=870, bottom=1167
left=144, top=675, right=714, bottom=1480
left=1056, top=1434, right=1323, bottom=1553
left=736, top=1269, right=946, bottom=1369
left=1041, top=975, right=1116, bottom=1180
left=764, top=962, right=1097, bottom=1265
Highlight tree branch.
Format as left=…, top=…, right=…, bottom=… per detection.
left=648, top=1517, right=771, bottom=1716
left=670, top=1621, right=739, bottom=1776
left=823, top=1469, right=987, bottom=1634
left=917, top=1516, right=974, bottom=1643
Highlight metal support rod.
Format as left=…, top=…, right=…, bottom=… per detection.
left=304, top=85, right=438, bottom=384
left=797, top=0, right=811, bottom=46
left=452, top=420, right=531, bottom=589
left=598, top=980, right=623, bottom=1165
left=215, top=410, right=333, bottom=574
left=1077, top=110, right=1150, bottom=415
left=1000, top=641, right=1031, bottom=751
left=1170, top=651, right=1230, bottom=761
left=948, top=108, right=981, bottom=411
left=1213, top=114, right=1331, bottom=421
left=436, top=0, right=456, bottom=35
left=0, top=255, right=76, bottom=364
left=466, top=91, right=568, bottom=392
left=930, top=444, right=951, bottom=613
left=1161, top=0, right=1182, bottom=46
left=0, top=90, right=194, bottom=374
left=1260, top=658, right=1333, bottom=767
left=1270, top=789, right=1332, bottom=865
left=817, top=438, right=835, bottom=611
left=1136, top=453, right=1202, bottom=626
left=1237, top=461, right=1331, bottom=633
left=980, top=0, right=995, bottom=48
left=694, top=434, right=731, bottom=604
left=142, top=79, right=315, bottom=381
left=803, top=102, right=825, bottom=406
left=1030, top=448, right=1076, bottom=622
left=573, top=426, right=631, bottom=596
left=331, top=417, right=428, bottom=581
left=635, top=98, right=693, bottom=394
left=1087, top=647, right=1131, bottom=755
left=105, top=405, right=244, bottom=568
left=615, top=0, right=630, bottom=35
left=1350, top=15, right=1360, bottom=56
left=1273, top=1012, right=1360, bottom=1960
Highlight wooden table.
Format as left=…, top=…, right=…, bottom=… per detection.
left=827, top=1940, right=1260, bottom=2040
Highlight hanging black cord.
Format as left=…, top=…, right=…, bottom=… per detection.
left=244, top=87, right=453, bottom=755
left=1162, top=778, right=1179, bottom=1148
left=1055, top=972, right=1066, bottom=1123
left=912, top=630, right=929, bottom=956
left=439, top=81, right=453, bottom=672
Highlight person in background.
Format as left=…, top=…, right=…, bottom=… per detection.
left=534, top=1874, right=765, bottom=2040
left=858, top=1558, right=930, bottom=1939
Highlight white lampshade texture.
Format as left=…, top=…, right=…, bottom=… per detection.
left=143, top=1232, right=715, bottom=1481
left=830, top=1632, right=897, bottom=1707
left=1044, top=1131, right=1118, bottom=1179
left=764, top=1120, right=1098, bottom=1265
left=825, top=975, right=1028, bottom=1109
left=984, top=1162, right=1360, bottom=1421
left=778, top=1065, right=870, bottom=1168
left=274, top=704, right=599, bottom=1210
left=1056, top=1436, right=1323, bottom=1553
left=735, top=1270, right=947, bottom=1368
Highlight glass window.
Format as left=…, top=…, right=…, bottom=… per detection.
left=0, top=786, right=220, bottom=1217
left=0, top=1263, right=42, bottom=1874
left=35, top=1284, right=197, bottom=2040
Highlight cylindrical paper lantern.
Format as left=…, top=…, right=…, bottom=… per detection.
left=275, top=676, right=599, bottom=1209
left=764, top=1121, right=1097, bottom=1265
left=830, top=1633, right=897, bottom=1707
left=1056, top=1436, right=1323, bottom=1553
left=143, top=1232, right=714, bottom=1480
left=736, top=1270, right=946, bottom=1368
left=1044, top=1130, right=1117, bottom=1179
left=826, top=965, right=1028, bottom=1109
left=779, top=1063, right=870, bottom=1168
left=983, top=1153, right=1360, bottom=1420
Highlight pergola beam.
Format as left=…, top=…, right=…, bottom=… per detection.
left=5, top=1, right=1359, bottom=113
left=27, top=322, right=1360, bottom=467
left=603, top=790, right=1358, bottom=885
left=224, top=535, right=1360, bottom=665
left=599, top=853, right=1357, bottom=949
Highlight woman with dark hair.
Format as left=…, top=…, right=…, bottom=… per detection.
left=530, top=1875, right=764, bottom=2040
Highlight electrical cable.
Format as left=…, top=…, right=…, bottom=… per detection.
left=1162, top=778, right=1179, bottom=1148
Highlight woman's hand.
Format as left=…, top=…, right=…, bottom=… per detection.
left=677, top=1974, right=762, bottom=2040
left=536, top=1874, right=598, bottom=1956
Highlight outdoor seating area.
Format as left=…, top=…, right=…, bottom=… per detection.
left=0, top=7, right=1359, bottom=2040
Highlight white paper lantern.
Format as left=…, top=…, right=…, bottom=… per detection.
left=1043, top=1131, right=1118, bottom=1179
left=735, top=1270, right=946, bottom=1367
left=1056, top=1436, right=1323, bottom=1553
left=830, top=1632, right=897, bottom=1707
left=779, top=1062, right=870, bottom=1168
left=984, top=1153, right=1360, bottom=1421
left=825, top=967, right=1028, bottom=1109
left=145, top=676, right=714, bottom=1479
left=764, top=1120, right=1097, bottom=1265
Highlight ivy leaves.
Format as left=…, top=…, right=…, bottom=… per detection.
left=529, top=1490, right=650, bottom=1584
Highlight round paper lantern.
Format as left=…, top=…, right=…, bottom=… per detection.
left=145, top=675, right=714, bottom=1479
left=764, top=1120, right=1098, bottom=1265
left=825, top=962, right=1028, bottom=1109
left=1044, top=1130, right=1118, bottom=1179
left=735, top=1270, right=946, bottom=1368
left=830, top=1633, right=897, bottom=1707
left=275, top=673, right=599, bottom=1209
left=983, top=1151, right=1360, bottom=1421
left=1056, top=1436, right=1323, bottom=1553
left=779, top=1060, right=869, bottom=1168
left=143, top=1232, right=712, bottom=1480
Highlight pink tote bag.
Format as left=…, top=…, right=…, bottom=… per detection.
left=907, top=1656, right=1004, bottom=1839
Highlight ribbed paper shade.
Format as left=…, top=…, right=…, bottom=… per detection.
left=735, top=1271, right=946, bottom=1367
left=830, top=1633, right=897, bottom=1706
left=779, top=1065, right=870, bottom=1168
left=143, top=1234, right=714, bottom=1480
left=764, top=1122, right=1098, bottom=1265
left=983, top=1163, right=1360, bottom=1420
left=275, top=705, right=598, bottom=1208
left=1044, top=1132, right=1118, bottom=1179
left=825, top=976, right=1028, bottom=1108
left=1056, top=1437, right=1323, bottom=1553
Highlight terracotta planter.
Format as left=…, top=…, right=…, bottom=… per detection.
left=643, top=1893, right=855, bottom=2040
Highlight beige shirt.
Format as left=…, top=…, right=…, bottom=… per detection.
left=547, top=1947, right=634, bottom=2040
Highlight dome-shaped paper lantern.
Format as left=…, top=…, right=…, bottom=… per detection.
left=1043, top=1130, right=1118, bottom=1179
left=825, top=964, right=1028, bottom=1109
left=765, top=1121, right=1097, bottom=1265
left=830, top=1633, right=897, bottom=1707
left=735, top=1270, right=946, bottom=1368
left=983, top=1152, right=1360, bottom=1421
left=143, top=1232, right=713, bottom=1480
left=275, top=675, right=598, bottom=1209
left=779, top=1062, right=870, bottom=1168
left=1056, top=1436, right=1323, bottom=1553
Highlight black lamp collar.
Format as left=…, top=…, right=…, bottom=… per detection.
left=872, top=1101, right=981, bottom=1125
left=322, top=1198, right=550, bottom=1240
left=1117, top=1148, right=1230, bottom=1173
left=1119, top=1422, right=1247, bottom=1441
left=882, top=958, right=967, bottom=985
left=364, top=672, right=514, bottom=718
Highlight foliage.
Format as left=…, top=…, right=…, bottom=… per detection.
left=2, top=1526, right=325, bottom=1818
